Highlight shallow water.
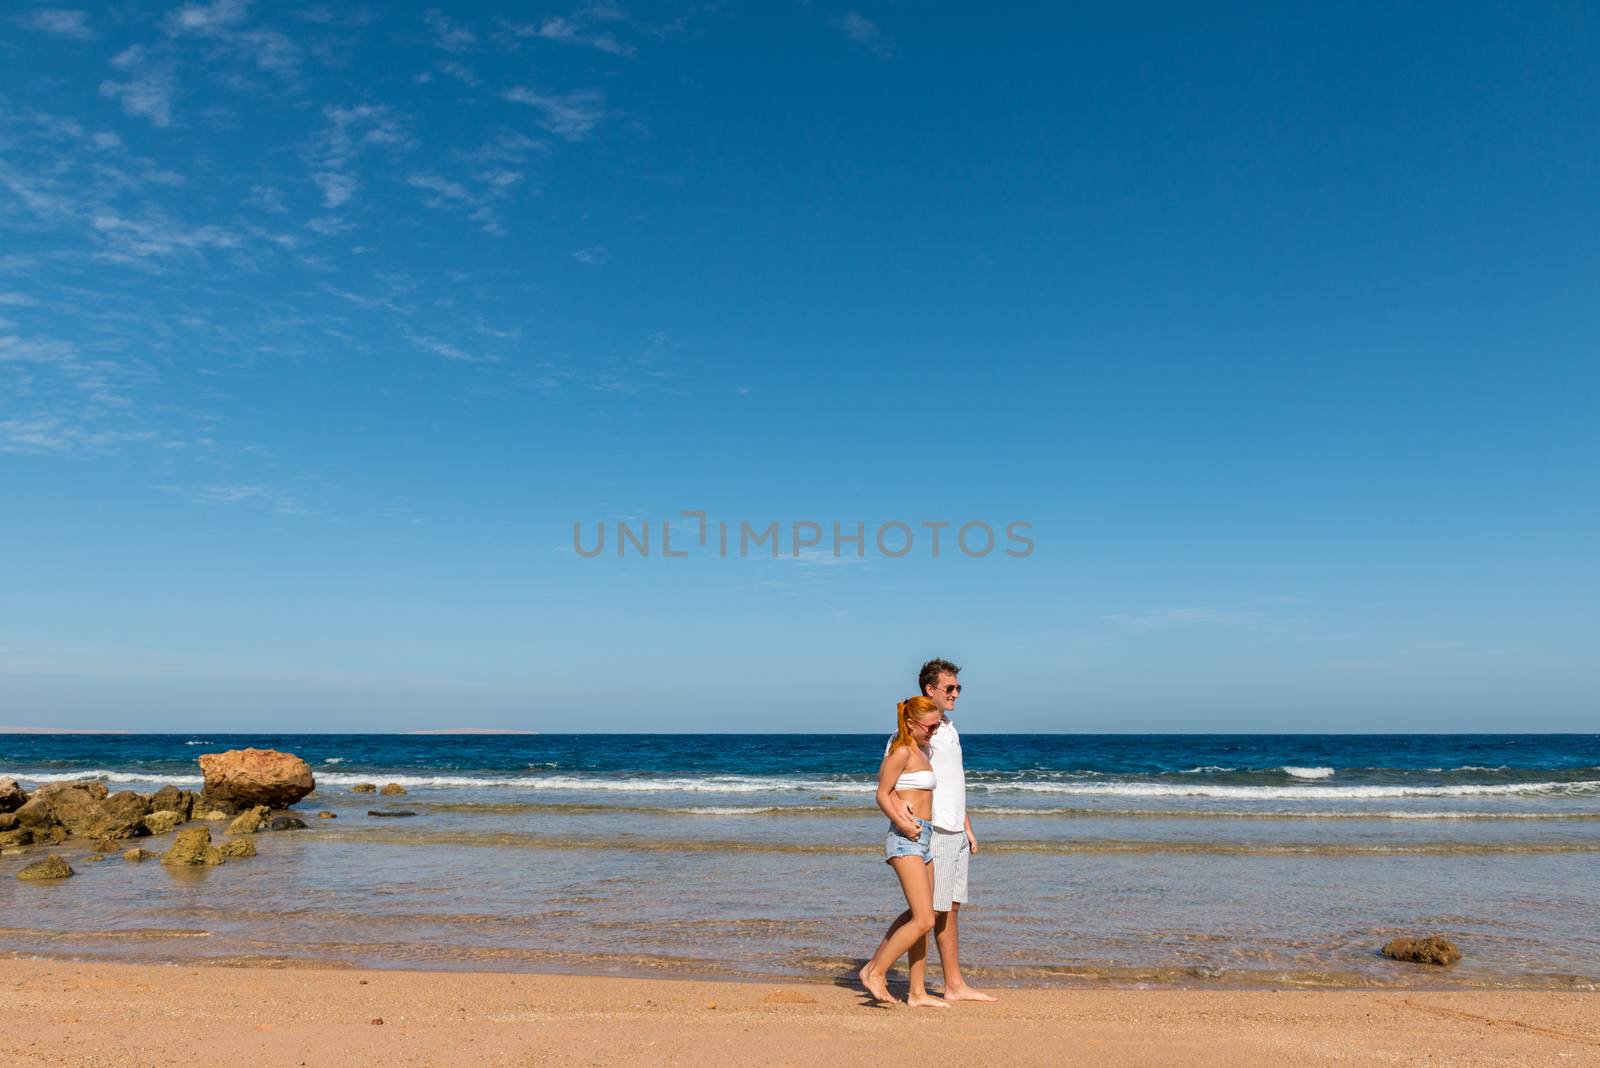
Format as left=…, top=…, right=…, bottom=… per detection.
left=3, top=734, right=1598, bottom=989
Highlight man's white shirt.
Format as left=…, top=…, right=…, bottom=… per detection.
left=884, top=715, right=967, bottom=834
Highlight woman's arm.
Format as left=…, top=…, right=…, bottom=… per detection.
left=875, top=746, right=920, bottom=838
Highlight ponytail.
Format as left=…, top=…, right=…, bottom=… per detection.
left=890, top=695, right=940, bottom=752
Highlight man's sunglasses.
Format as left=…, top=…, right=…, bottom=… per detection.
left=942, top=684, right=962, bottom=695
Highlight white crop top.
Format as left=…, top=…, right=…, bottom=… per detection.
left=894, top=769, right=936, bottom=791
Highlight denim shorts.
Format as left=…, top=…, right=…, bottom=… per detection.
left=884, top=818, right=932, bottom=864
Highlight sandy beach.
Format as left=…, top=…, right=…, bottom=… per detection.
left=3, top=959, right=1596, bottom=1067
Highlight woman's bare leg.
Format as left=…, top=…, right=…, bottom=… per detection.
left=860, top=856, right=938, bottom=1004
left=904, top=859, right=948, bottom=1008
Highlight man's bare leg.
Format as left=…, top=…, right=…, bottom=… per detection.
left=933, top=902, right=997, bottom=1002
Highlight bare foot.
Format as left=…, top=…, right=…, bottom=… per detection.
left=859, top=966, right=900, bottom=1004
left=943, top=986, right=998, bottom=1003
left=907, top=993, right=951, bottom=1009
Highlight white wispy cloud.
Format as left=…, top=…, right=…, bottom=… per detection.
left=506, top=3, right=636, bottom=58
left=99, top=46, right=178, bottom=127
left=401, top=330, right=499, bottom=363
left=152, top=481, right=314, bottom=515
left=502, top=88, right=608, bottom=141
left=424, top=8, right=477, bottom=52
left=836, top=11, right=892, bottom=58
left=168, top=0, right=250, bottom=34
left=24, top=8, right=95, bottom=40
left=572, top=245, right=608, bottom=266
left=407, top=169, right=522, bottom=236
left=304, top=103, right=410, bottom=211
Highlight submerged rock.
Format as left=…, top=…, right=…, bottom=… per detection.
left=161, top=826, right=225, bottom=867
left=1382, top=936, right=1462, bottom=966
left=351, top=783, right=377, bottom=793
left=267, top=815, right=308, bottom=831
left=122, top=847, right=158, bottom=862
left=17, top=855, right=73, bottom=880
left=226, top=805, right=271, bottom=835
left=218, top=838, right=257, bottom=858
left=378, top=783, right=407, bottom=796
left=142, top=810, right=185, bottom=836
left=0, top=777, right=26, bottom=813
left=367, top=810, right=417, bottom=818
left=198, top=748, right=315, bottom=808
left=317, top=811, right=337, bottom=819
left=0, top=828, right=30, bottom=848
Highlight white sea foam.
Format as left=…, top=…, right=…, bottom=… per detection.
left=1282, top=766, right=1335, bottom=780
left=989, top=780, right=1600, bottom=800
left=183, top=741, right=212, bottom=745
left=1179, top=766, right=1237, bottom=774
left=14, top=769, right=203, bottom=787
left=324, top=757, right=344, bottom=764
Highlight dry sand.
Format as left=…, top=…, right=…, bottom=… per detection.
left=2, top=959, right=1596, bottom=1067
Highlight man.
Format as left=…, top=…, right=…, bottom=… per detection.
left=877, top=657, right=997, bottom=1002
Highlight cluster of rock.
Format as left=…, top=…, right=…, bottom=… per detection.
left=350, top=782, right=408, bottom=795
left=5, top=748, right=319, bottom=878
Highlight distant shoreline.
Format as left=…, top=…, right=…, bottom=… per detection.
left=0, top=727, right=136, bottom=735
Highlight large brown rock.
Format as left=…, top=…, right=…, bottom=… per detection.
left=0, top=777, right=26, bottom=813
left=0, top=827, right=31, bottom=848
left=218, top=838, right=256, bottom=858
left=161, top=826, right=224, bottom=867
left=0, top=812, right=18, bottom=832
left=198, top=749, right=314, bottom=808
left=18, top=782, right=108, bottom=837
left=1382, top=936, right=1462, bottom=966
left=17, top=855, right=73, bottom=880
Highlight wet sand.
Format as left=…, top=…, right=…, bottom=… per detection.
left=2, top=959, right=1596, bottom=1067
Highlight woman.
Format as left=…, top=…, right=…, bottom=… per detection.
left=858, top=696, right=950, bottom=1007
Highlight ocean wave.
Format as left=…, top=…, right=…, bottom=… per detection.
left=183, top=741, right=212, bottom=745
left=990, top=780, right=1600, bottom=799
left=1282, top=766, right=1335, bottom=779
left=324, top=758, right=344, bottom=764
left=12, top=769, right=203, bottom=787
left=1179, top=766, right=1237, bottom=774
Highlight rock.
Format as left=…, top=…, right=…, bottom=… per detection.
left=0, top=846, right=23, bottom=856
left=0, top=777, right=26, bottom=813
left=0, top=827, right=29, bottom=848
left=142, top=810, right=185, bottom=836
left=226, top=805, right=271, bottom=835
left=198, top=748, right=315, bottom=808
left=367, top=810, right=417, bottom=818
left=378, top=783, right=407, bottom=796
left=218, top=838, right=257, bottom=858
left=17, top=855, right=73, bottom=880
left=196, top=809, right=230, bottom=821
left=16, top=782, right=108, bottom=837
left=90, top=837, right=120, bottom=853
left=96, top=791, right=151, bottom=838
left=267, top=815, right=308, bottom=831
left=147, top=785, right=195, bottom=820
left=317, top=811, right=337, bottom=819
left=195, top=795, right=242, bottom=817
left=1382, top=936, right=1462, bottom=966
left=122, top=848, right=158, bottom=862
left=351, top=783, right=377, bottom=793
left=0, top=812, right=17, bottom=832
left=161, top=826, right=225, bottom=867
left=84, top=853, right=105, bottom=862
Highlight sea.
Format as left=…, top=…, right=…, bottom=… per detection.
left=3, top=733, right=1598, bottom=990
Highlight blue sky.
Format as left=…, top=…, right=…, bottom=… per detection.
left=2, top=2, right=1596, bottom=732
